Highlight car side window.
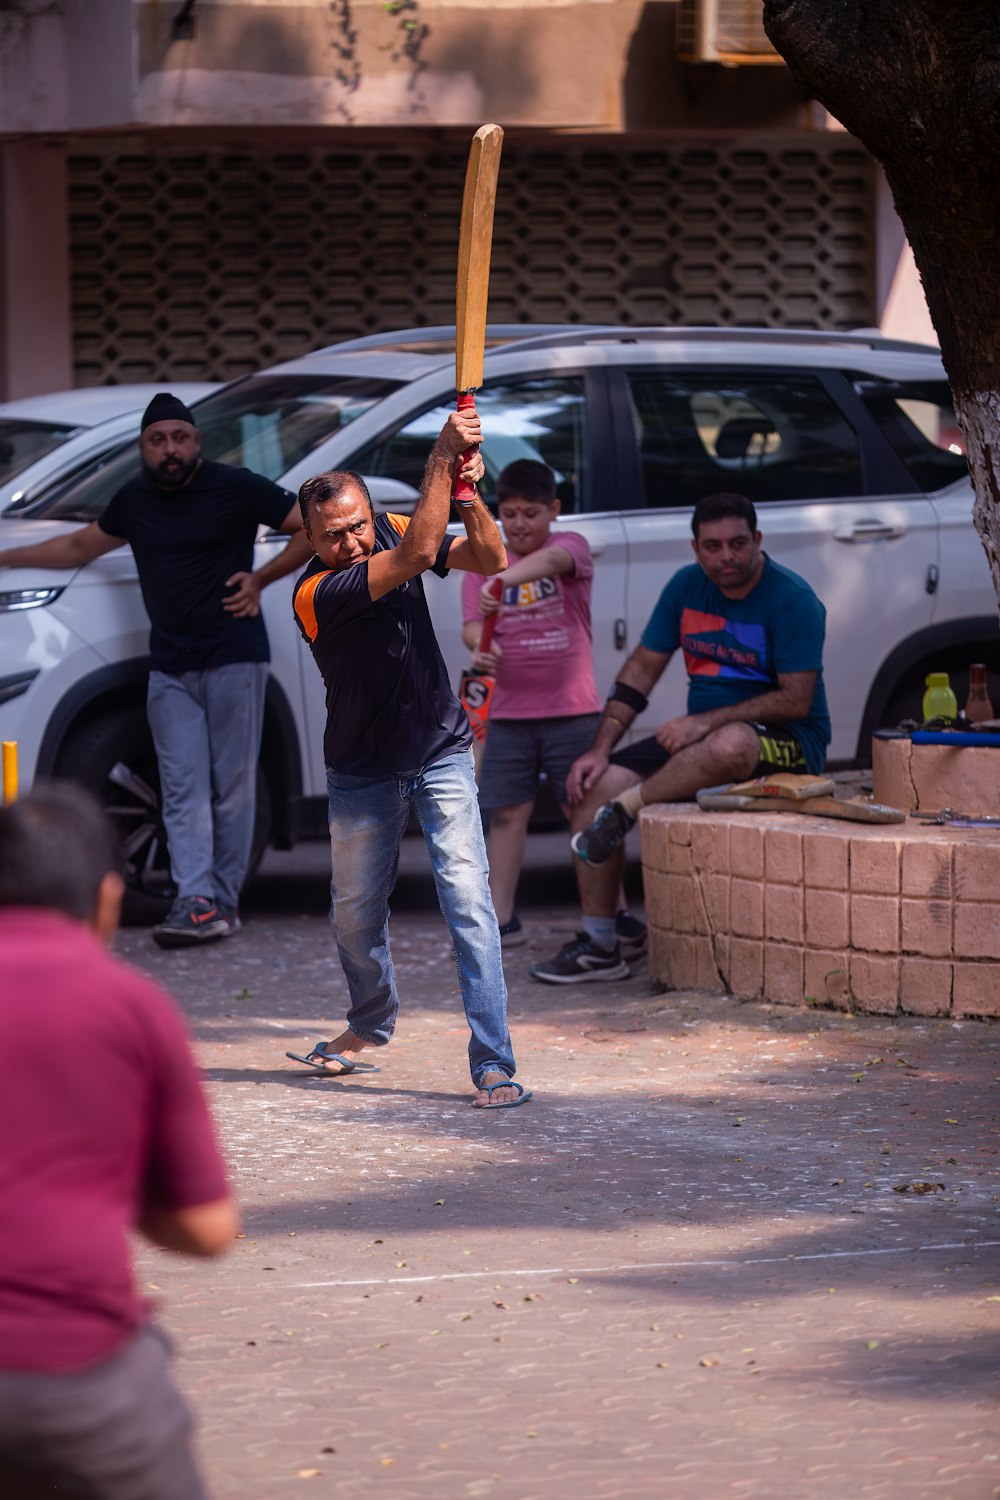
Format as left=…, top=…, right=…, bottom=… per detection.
left=625, top=370, right=864, bottom=507
left=351, top=377, right=588, bottom=513
left=851, top=376, right=967, bottom=493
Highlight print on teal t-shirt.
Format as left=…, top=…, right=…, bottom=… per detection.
left=640, top=555, right=831, bottom=773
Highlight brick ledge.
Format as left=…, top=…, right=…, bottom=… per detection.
left=639, top=804, right=1000, bottom=1019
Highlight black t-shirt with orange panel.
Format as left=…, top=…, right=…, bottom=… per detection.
left=293, top=512, right=471, bottom=777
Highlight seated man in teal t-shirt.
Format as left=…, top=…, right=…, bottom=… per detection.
left=531, top=490, right=831, bottom=985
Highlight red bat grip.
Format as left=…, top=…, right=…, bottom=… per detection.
left=479, top=577, right=503, bottom=654
left=454, top=390, right=478, bottom=504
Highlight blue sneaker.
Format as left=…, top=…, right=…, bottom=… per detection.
left=571, top=800, right=636, bottom=865
left=152, top=895, right=228, bottom=948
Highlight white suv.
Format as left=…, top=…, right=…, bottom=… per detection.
left=2, top=328, right=994, bottom=917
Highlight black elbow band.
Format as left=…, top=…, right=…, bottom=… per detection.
left=608, top=681, right=648, bottom=714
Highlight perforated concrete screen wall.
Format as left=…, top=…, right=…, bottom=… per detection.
left=67, top=134, right=875, bottom=386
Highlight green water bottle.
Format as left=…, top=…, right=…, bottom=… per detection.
left=922, top=671, right=957, bottom=721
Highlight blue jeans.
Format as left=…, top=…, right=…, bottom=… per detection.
left=326, top=748, right=515, bottom=1086
left=147, top=662, right=268, bottom=912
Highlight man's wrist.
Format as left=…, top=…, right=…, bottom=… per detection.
left=597, top=713, right=627, bottom=749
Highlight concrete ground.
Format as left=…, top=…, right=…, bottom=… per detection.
left=116, top=834, right=1000, bottom=1500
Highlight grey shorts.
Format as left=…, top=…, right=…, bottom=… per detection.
left=0, top=1324, right=208, bottom=1500
left=478, top=714, right=600, bottom=810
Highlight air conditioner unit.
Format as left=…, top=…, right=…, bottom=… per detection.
left=677, top=0, right=784, bottom=65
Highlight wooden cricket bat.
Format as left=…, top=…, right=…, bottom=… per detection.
left=726, top=772, right=836, bottom=800
left=454, top=123, right=504, bottom=504
left=696, top=789, right=905, bottom=824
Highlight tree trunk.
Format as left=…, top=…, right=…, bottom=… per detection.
left=762, top=0, right=1000, bottom=606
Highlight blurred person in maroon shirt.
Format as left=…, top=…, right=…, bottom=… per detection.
left=0, top=783, right=237, bottom=1500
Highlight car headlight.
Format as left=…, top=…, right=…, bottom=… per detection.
left=0, top=587, right=65, bottom=612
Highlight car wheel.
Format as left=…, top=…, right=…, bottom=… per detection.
left=53, top=707, right=271, bottom=926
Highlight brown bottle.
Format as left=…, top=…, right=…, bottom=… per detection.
left=965, top=663, right=995, bottom=723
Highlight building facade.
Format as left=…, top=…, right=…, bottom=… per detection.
left=0, top=0, right=933, bottom=396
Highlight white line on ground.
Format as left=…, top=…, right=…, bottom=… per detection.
left=290, top=1239, right=1000, bottom=1289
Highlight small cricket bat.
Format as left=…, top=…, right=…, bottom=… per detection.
left=459, top=577, right=503, bottom=743
left=454, top=123, right=504, bottom=504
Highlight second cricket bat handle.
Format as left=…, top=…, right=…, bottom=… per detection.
left=454, top=390, right=479, bottom=505
left=479, top=577, right=503, bottom=653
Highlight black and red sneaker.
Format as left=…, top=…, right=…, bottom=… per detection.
left=152, top=895, right=229, bottom=948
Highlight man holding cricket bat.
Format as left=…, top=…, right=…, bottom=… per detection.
left=532, top=491, right=830, bottom=984
left=288, top=407, right=530, bottom=1109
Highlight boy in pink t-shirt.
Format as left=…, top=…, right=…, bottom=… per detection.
left=462, top=460, right=644, bottom=955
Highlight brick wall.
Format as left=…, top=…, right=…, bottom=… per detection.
left=640, top=807, right=1000, bottom=1019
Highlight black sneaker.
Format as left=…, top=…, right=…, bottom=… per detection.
left=530, top=932, right=630, bottom=985
left=615, top=908, right=647, bottom=958
left=152, top=896, right=229, bottom=949
left=571, top=800, right=636, bottom=865
left=498, top=913, right=527, bottom=948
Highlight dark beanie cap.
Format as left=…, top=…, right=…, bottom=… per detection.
left=140, top=392, right=197, bottom=432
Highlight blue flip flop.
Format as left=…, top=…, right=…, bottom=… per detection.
left=285, top=1044, right=379, bottom=1075
left=473, top=1080, right=532, bottom=1109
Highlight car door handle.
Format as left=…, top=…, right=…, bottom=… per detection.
left=833, top=521, right=907, bottom=543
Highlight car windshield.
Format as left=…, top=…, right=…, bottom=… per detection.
left=0, top=419, right=81, bottom=486
left=9, top=374, right=400, bottom=522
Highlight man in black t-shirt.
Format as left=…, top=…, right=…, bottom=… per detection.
left=289, top=407, right=530, bottom=1109
left=0, top=393, right=312, bottom=946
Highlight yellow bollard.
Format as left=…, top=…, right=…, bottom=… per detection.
left=2, top=741, right=17, bottom=805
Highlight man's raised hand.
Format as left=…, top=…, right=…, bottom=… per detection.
left=435, top=406, right=482, bottom=460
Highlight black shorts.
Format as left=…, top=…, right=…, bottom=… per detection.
left=608, top=724, right=808, bottom=779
